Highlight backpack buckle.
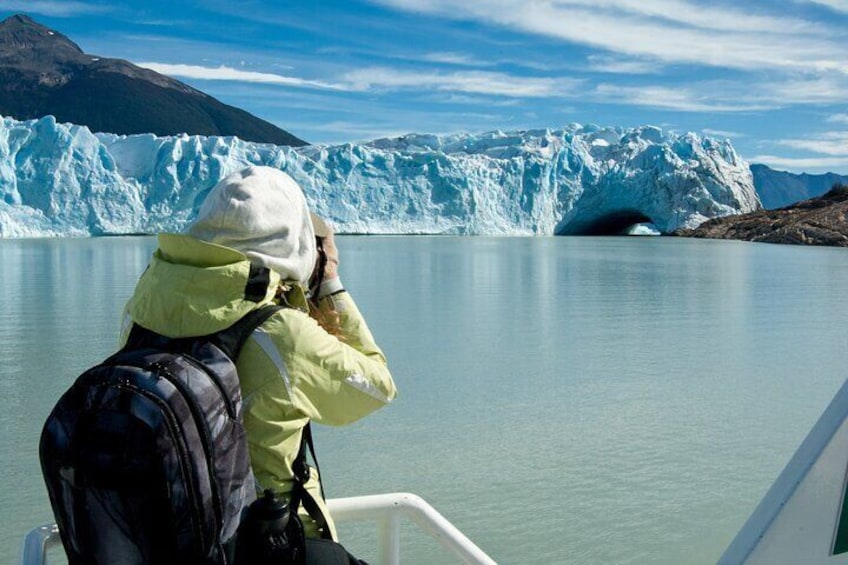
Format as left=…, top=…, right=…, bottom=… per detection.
left=293, top=458, right=311, bottom=484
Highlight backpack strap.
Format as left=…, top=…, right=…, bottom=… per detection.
left=123, top=304, right=283, bottom=356
left=212, top=304, right=284, bottom=360
left=244, top=264, right=272, bottom=302
left=301, top=423, right=325, bottom=501
left=290, top=422, right=334, bottom=540
left=215, top=305, right=334, bottom=539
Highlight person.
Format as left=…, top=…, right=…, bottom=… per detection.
left=120, top=165, right=397, bottom=543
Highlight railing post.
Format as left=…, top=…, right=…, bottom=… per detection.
left=20, top=524, right=59, bottom=565
left=378, top=514, right=402, bottom=565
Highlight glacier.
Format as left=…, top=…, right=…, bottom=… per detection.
left=0, top=114, right=760, bottom=238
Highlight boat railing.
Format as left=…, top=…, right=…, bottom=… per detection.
left=21, top=492, right=497, bottom=565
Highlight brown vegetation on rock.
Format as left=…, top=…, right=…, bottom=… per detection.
left=674, top=184, right=848, bottom=246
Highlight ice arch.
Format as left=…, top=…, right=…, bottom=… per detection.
left=556, top=209, right=656, bottom=236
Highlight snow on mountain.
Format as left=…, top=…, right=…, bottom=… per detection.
left=0, top=115, right=760, bottom=238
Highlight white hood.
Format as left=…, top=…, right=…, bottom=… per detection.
left=187, top=166, right=317, bottom=284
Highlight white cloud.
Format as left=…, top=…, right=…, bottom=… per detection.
left=591, top=75, right=848, bottom=113
left=581, top=0, right=821, bottom=33
left=139, top=60, right=584, bottom=101
left=135, top=63, right=342, bottom=90
left=586, top=55, right=661, bottom=75
left=750, top=154, right=848, bottom=171
left=0, top=0, right=108, bottom=16
left=827, top=113, right=848, bottom=124
left=763, top=77, right=848, bottom=104
left=138, top=59, right=848, bottom=118
left=804, top=0, right=848, bottom=13
left=420, top=52, right=494, bottom=67
left=593, top=84, right=771, bottom=112
left=421, top=93, right=522, bottom=107
left=342, top=67, right=582, bottom=97
left=369, top=0, right=848, bottom=74
left=752, top=129, right=848, bottom=172
left=702, top=129, right=745, bottom=138
left=777, top=131, right=848, bottom=156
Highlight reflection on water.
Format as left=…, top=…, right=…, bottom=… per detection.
left=1, top=235, right=847, bottom=564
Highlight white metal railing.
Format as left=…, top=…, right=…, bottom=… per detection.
left=21, top=492, right=497, bottom=565
left=328, top=492, right=497, bottom=564
left=21, top=524, right=58, bottom=565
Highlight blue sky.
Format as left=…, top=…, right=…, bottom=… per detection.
left=2, top=0, right=848, bottom=174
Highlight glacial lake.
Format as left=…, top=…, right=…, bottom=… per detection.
left=1, top=235, right=847, bottom=564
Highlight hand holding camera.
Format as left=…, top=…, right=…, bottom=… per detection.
left=320, top=231, right=339, bottom=282
left=309, top=214, right=341, bottom=302
left=308, top=218, right=344, bottom=335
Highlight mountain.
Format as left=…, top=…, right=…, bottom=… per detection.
left=750, top=163, right=848, bottom=209
left=0, top=115, right=759, bottom=237
left=675, top=184, right=848, bottom=246
left=0, top=14, right=305, bottom=146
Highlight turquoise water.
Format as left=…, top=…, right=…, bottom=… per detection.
left=1, top=236, right=847, bottom=564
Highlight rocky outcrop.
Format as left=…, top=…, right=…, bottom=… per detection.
left=674, top=185, right=848, bottom=246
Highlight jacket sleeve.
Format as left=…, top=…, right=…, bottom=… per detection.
left=263, top=291, right=397, bottom=426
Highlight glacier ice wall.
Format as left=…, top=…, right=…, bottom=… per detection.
left=0, top=115, right=760, bottom=237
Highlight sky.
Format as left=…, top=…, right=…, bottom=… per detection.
left=1, top=1, right=848, bottom=174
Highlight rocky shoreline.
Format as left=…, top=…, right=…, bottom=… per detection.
left=674, top=184, right=848, bottom=247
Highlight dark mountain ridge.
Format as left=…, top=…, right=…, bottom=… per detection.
left=0, top=14, right=306, bottom=146
left=750, top=163, right=848, bottom=209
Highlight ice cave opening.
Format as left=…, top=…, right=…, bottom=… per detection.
left=556, top=210, right=659, bottom=236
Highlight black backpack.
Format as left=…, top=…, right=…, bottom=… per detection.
left=39, top=304, right=282, bottom=565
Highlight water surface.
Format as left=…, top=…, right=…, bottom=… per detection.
left=1, top=236, right=846, bottom=564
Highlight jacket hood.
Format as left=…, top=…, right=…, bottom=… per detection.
left=187, top=166, right=317, bottom=285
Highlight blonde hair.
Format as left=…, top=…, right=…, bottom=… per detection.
left=275, top=283, right=345, bottom=340
left=308, top=299, right=344, bottom=340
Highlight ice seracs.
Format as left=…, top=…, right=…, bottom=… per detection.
left=0, top=115, right=760, bottom=238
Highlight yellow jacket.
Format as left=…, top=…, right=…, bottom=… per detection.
left=121, top=233, right=397, bottom=539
